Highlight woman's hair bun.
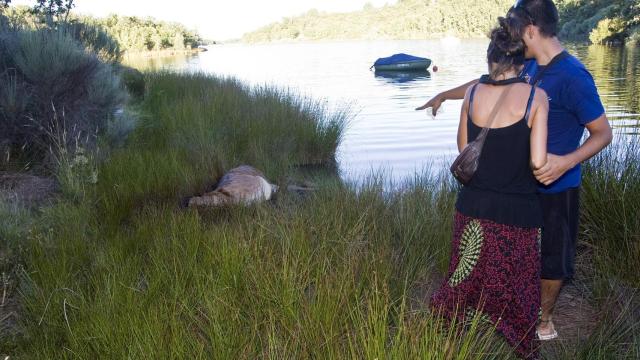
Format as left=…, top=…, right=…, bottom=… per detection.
left=491, top=17, right=525, bottom=56
left=486, top=16, right=526, bottom=78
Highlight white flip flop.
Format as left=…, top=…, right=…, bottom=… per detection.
left=536, top=320, right=558, bottom=340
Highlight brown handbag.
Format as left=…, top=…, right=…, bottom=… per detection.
left=450, top=84, right=513, bottom=184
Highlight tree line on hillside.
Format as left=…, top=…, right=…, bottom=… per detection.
left=84, top=14, right=202, bottom=53
left=242, top=0, right=639, bottom=46
left=1, top=3, right=203, bottom=53
left=556, top=0, right=639, bottom=44
left=242, top=0, right=515, bottom=42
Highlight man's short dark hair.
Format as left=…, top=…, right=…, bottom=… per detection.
left=512, top=0, right=559, bottom=37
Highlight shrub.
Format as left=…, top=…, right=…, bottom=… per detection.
left=0, top=24, right=127, bottom=167
left=627, top=26, right=640, bottom=45
left=589, top=18, right=626, bottom=45
left=60, top=20, right=122, bottom=63
left=558, top=0, right=639, bottom=43
left=119, top=66, right=145, bottom=98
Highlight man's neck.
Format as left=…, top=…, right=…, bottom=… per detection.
left=534, top=37, right=565, bottom=66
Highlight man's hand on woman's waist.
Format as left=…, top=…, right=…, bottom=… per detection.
left=534, top=153, right=578, bottom=186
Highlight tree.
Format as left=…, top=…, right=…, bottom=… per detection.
left=33, top=0, right=75, bottom=18
left=590, top=18, right=626, bottom=44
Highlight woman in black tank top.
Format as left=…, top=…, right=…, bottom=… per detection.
left=431, top=19, right=549, bottom=360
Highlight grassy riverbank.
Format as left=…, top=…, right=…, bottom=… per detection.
left=1, top=72, right=639, bottom=358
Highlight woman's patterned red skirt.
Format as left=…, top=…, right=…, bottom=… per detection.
left=431, top=211, right=541, bottom=359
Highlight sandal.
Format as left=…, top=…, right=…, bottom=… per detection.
left=536, top=319, right=558, bottom=340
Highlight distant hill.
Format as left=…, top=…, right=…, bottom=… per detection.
left=242, top=0, right=514, bottom=42
left=242, top=0, right=639, bottom=45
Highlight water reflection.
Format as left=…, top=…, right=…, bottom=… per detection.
left=570, top=44, right=640, bottom=131
left=122, top=52, right=199, bottom=71
left=374, top=70, right=431, bottom=84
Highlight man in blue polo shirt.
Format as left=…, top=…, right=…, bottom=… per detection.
left=417, top=0, right=612, bottom=340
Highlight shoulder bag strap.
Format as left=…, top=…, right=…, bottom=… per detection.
left=467, top=83, right=480, bottom=122
left=524, top=86, right=537, bottom=123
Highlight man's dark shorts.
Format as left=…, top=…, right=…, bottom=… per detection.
left=540, top=187, right=580, bottom=280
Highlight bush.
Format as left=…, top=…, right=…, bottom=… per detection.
left=61, top=20, right=122, bottom=63
left=0, top=24, right=127, bottom=167
left=558, top=0, right=639, bottom=44
left=589, top=18, right=626, bottom=45
left=627, top=26, right=640, bottom=45
left=119, top=66, right=145, bottom=98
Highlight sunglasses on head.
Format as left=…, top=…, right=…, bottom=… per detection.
left=511, top=0, right=535, bottom=24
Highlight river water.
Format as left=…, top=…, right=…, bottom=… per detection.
left=126, top=40, right=640, bottom=184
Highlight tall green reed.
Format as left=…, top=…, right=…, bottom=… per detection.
left=96, top=71, right=347, bottom=226
left=581, top=136, right=640, bottom=290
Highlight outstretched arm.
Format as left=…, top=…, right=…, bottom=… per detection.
left=416, top=79, right=479, bottom=116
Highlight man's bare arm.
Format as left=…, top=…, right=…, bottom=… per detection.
left=534, top=114, right=613, bottom=185
left=415, top=79, right=479, bottom=115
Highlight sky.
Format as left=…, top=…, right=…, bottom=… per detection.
left=12, top=0, right=396, bottom=40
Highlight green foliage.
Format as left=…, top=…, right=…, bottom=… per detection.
left=242, top=0, right=514, bottom=42
left=119, top=66, right=145, bottom=98
left=32, top=0, right=74, bottom=17
left=1, top=6, right=122, bottom=62
left=582, top=139, right=640, bottom=290
left=589, top=18, right=627, bottom=45
left=61, top=20, right=122, bottom=63
left=83, top=13, right=202, bottom=53
left=0, top=21, right=127, bottom=167
left=241, top=0, right=640, bottom=45
left=3, top=6, right=202, bottom=53
left=96, top=72, right=347, bottom=225
left=629, top=26, right=640, bottom=45
left=558, top=0, right=640, bottom=44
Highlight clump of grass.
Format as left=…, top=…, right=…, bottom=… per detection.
left=96, top=71, right=347, bottom=226
left=0, top=198, right=32, bottom=243
left=581, top=136, right=640, bottom=290
left=541, top=285, right=640, bottom=359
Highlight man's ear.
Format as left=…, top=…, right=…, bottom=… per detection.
left=527, top=25, right=535, bottom=40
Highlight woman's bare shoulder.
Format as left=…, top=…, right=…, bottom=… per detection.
left=532, top=87, right=549, bottom=108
